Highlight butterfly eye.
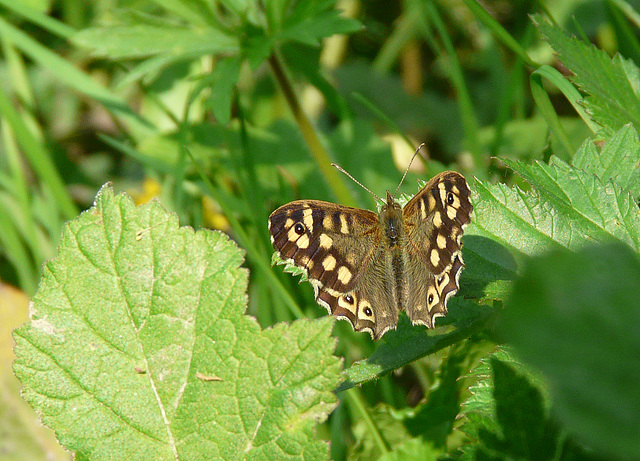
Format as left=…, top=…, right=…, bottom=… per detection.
left=447, top=192, right=454, bottom=205
left=344, top=294, right=354, bottom=304
left=294, top=223, right=306, bottom=235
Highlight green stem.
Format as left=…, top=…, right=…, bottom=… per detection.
left=186, top=149, right=306, bottom=320
left=268, top=52, right=356, bottom=207
left=421, top=0, right=481, bottom=160
left=345, top=388, right=390, bottom=455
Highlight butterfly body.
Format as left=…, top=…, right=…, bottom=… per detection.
left=268, top=171, right=473, bottom=339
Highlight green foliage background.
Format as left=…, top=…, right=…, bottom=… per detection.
left=1, top=0, right=640, bottom=460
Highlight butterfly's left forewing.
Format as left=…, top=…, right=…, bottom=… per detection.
left=269, top=200, right=387, bottom=333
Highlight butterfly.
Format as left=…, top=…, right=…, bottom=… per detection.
left=268, top=164, right=473, bottom=340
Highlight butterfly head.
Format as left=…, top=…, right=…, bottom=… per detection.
left=380, top=191, right=403, bottom=246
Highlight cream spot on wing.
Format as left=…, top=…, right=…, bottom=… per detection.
left=340, top=214, right=349, bottom=234
left=430, top=249, right=440, bottom=267
left=452, top=185, right=460, bottom=195
left=433, top=211, right=442, bottom=228
left=419, top=199, right=426, bottom=219
left=438, top=182, right=447, bottom=207
left=437, top=234, right=447, bottom=249
left=337, top=266, right=352, bottom=284
left=299, top=254, right=310, bottom=267
left=322, top=254, right=337, bottom=271
left=428, top=194, right=436, bottom=212
left=303, top=207, right=314, bottom=232
left=285, top=218, right=294, bottom=228
left=297, top=233, right=310, bottom=249
left=447, top=206, right=457, bottom=220
left=323, top=214, right=333, bottom=229
left=346, top=253, right=357, bottom=265
left=319, top=234, right=333, bottom=249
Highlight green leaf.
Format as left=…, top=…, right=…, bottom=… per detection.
left=472, top=156, right=640, bottom=262
left=348, top=403, right=440, bottom=461
left=338, top=299, right=495, bottom=391
left=503, top=156, right=640, bottom=252
left=205, top=57, right=241, bottom=125
left=13, top=185, right=341, bottom=460
left=573, top=123, right=640, bottom=199
left=280, top=9, right=361, bottom=46
left=73, top=23, right=239, bottom=59
left=537, top=18, right=640, bottom=134
left=501, top=243, right=640, bottom=459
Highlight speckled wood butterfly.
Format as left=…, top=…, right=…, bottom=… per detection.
left=268, top=158, right=473, bottom=339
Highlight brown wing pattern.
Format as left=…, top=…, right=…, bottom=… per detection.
left=402, top=171, right=473, bottom=328
left=269, top=200, right=389, bottom=335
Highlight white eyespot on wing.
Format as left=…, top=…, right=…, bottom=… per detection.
left=426, top=285, right=440, bottom=312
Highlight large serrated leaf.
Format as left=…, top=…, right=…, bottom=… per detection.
left=573, top=124, right=640, bottom=199
left=472, top=156, right=640, bottom=260
left=13, top=185, right=341, bottom=460
left=537, top=19, right=640, bottom=134
left=501, top=243, right=640, bottom=460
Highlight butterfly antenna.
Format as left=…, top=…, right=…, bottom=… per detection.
left=331, top=163, right=385, bottom=204
left=393, top=143, right=425, bottom=198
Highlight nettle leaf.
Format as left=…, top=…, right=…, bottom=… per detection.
left=472, top=155, right=640, bottom=262
left=537, top=19, right=640, bottom=134
left=13, top=185, right=341, bottom=460
left=573, top=123, right=640, bottom=199
left=501, top=243, right=640, bottom=460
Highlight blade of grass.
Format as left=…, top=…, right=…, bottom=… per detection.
left=0, top=16, right=149, bottom=133
left=610, top=0, right=640, bottom=28
left=268, top=52, right=357, bottom=207
left=186, top=147, right=306, bottom=320
left=530, top=65, right=599, bottom=154
left=0, top=192, right=37, bottom=293
left=0, top=88, right=77, bottom=220
left=351, top=93, right=416, bottom=152
left=418, top=0, right=481, bottom=161
left=461, top=0, right=539, bottom=68
left=1, top=122, right=45, bottom=265
left=345, top=388, right=390, bottom=455
left=373, top=10, right=419, bottom=73
left=607, top=0, right=640, bottom=64
left=0, top=0, right=75, bottom=39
